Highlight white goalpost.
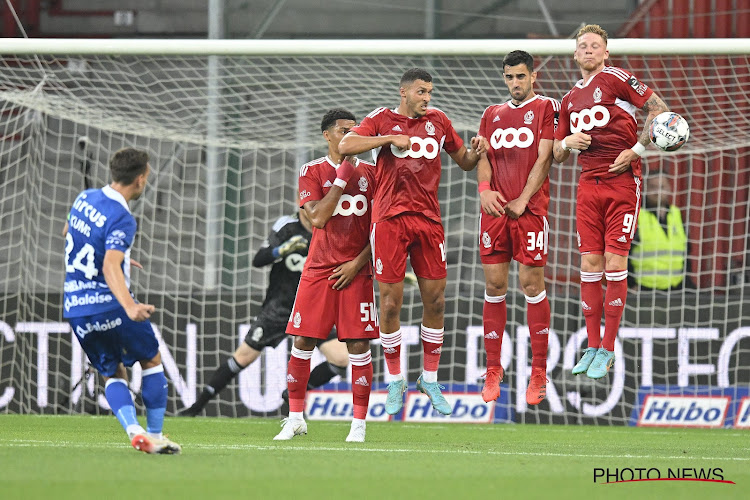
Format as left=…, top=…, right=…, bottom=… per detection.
left=1, top=37, right=749, bottom=426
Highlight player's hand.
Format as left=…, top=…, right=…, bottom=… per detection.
left=608, top=149, right=638, bottom=174
left=343, top=155, right=358, bottom=166
left=130, top=258, right=143, bottom=270
left=504, top=198, right=528, bottom=220
left=126, top=303, right=155, bottom=322
left=470, top=136, right=489, bottom=155
left=328, top=260, right=358, bottom=290
left=390, top=135, right=411, bottom=151
left=565, top=133, right=592, bottom=151
left=480, top=190, right=506, bottom=217
left=277, top=235, right=308, bottom=257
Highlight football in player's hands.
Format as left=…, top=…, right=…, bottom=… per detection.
left=278, top=235, right=308, bottom=256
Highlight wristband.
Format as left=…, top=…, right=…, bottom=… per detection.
left=272, top=247, right=280, bottom=258
left=631, top=142, right=646, bottom=157
left=478, top=181, right=491, bottom=193
left=335, top=159, right=356, bottom=185
left=561, top=138, right=574, bottom=152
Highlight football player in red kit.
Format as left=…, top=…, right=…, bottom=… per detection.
left=553, top=24, right=669, bottom=379
left=477, top=50, right=559, bottom=406
left=275, top=108, right=378, bottom=443
left=339, top=68, right=487, bottom=416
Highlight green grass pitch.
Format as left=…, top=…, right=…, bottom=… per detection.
left=0, top=415, right=748, bottom=499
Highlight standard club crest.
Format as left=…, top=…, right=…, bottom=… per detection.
left=593, top=86, right=602, bottom=103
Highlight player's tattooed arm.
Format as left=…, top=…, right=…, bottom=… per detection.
left=637, top=93, right=670, bottom=147
left=609, top=93, right=669, bottom=173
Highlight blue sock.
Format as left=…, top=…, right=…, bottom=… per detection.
left=142, top=365, right=168, bottom=435
left=105, top=378, right=139, bottom=433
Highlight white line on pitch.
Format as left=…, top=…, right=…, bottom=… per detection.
left=1, top=439, right=748, bottom=461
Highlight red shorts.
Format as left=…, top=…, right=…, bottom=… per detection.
left=479, top=211, right=549, bottom=266
left=370, top=213, right=447, bottom=283
left=286, top=273, right=379, bottom=340
left=576, top=176, right=641, bottom=256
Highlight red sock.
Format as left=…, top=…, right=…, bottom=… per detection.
left=603, top=270, right=628, bottom=351
left=526, top=290, right=550, bottom=370
left=379, top=330, right=402, bottom=376
left=287, top=346, right=312, bottom=413
left=580, top=271, right=604, bottom=348
left=483, top=292, right=507, bottom=368
left=421, top=324, right=444, bottom=373
left=349, top=351, right=372, bottom=420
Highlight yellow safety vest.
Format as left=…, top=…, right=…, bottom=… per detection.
left=630, top=205, right=687, bottom=289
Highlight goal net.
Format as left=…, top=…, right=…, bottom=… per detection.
left=1, top=39, right=749, bottom=426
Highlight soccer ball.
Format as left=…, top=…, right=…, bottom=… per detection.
left=649, top=112, right=689, bottom=152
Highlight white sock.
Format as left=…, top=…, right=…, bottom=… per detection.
left=289, top=411, right=304, bottom=421
left=126, top=424, right=146, bottom=440
left=147, top=432, right=163, bottom=440
left=385, top=372, right=405, bottom=383
left=351, top=418, right=366, bottom=427
left=421, top=370, right=437, bottom=383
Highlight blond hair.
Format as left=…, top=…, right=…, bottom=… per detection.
left=576, top=24, right=608, bottom=45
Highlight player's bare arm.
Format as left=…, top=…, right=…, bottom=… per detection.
left=329, top=244, right=372, bottom=290
left=505, top=138, right=553, bottom=220
left=61, top=221, right=69, bottom=237
left=339, top=131, right=410, bottom=155
left=102, top=248, right=155, bottom=321
left=302, top=157, right=359, bottom=229
left=477, top=153, right=506, bottom=217
left=449, top=138, right=488, bottom=172
left=608, top=93, right=669, bottom=173
left=553, top=132, right=592, bottom=163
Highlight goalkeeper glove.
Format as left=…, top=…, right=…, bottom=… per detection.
left=274, top=235, right=308, bottom=258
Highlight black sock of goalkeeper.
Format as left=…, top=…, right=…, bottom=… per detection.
left=195, top=356, right=246, bottom=408
left=307, top=362, right=347, bottom=389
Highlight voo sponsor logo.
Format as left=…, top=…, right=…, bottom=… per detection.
left=638, top=395, right=730, bottom=428
left=570, top=105, right=610, bottom=133
left=391, top=136, right=440, bottom=159
left=333, top=194, right=368, bottom=217
left=490, top=127, right=534, bottom=149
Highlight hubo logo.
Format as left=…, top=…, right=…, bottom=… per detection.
left=391, top=137, right=440, bottom=159
left=638, top=395, right=730, bottom=428
left=333, top=194, right=368, bottom=217
left=570, top=105, right=610, bottom=133
left=405, top=392, right=494, bottom=423
left=490, top=127, right=534, bottom=149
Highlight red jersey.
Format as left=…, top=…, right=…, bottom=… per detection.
left=298, top=156, right=375, bottom=277
left=479, top=95, right=558, bottom=216
left=350, top=107, right=463, bottom=223
left=555, top=66, right=653, bottom=182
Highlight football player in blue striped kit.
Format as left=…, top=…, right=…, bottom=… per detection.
left=63, top=148, right=180, bottom=454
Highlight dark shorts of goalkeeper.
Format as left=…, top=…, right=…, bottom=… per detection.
left=243, top=318, right=337, bottom=351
